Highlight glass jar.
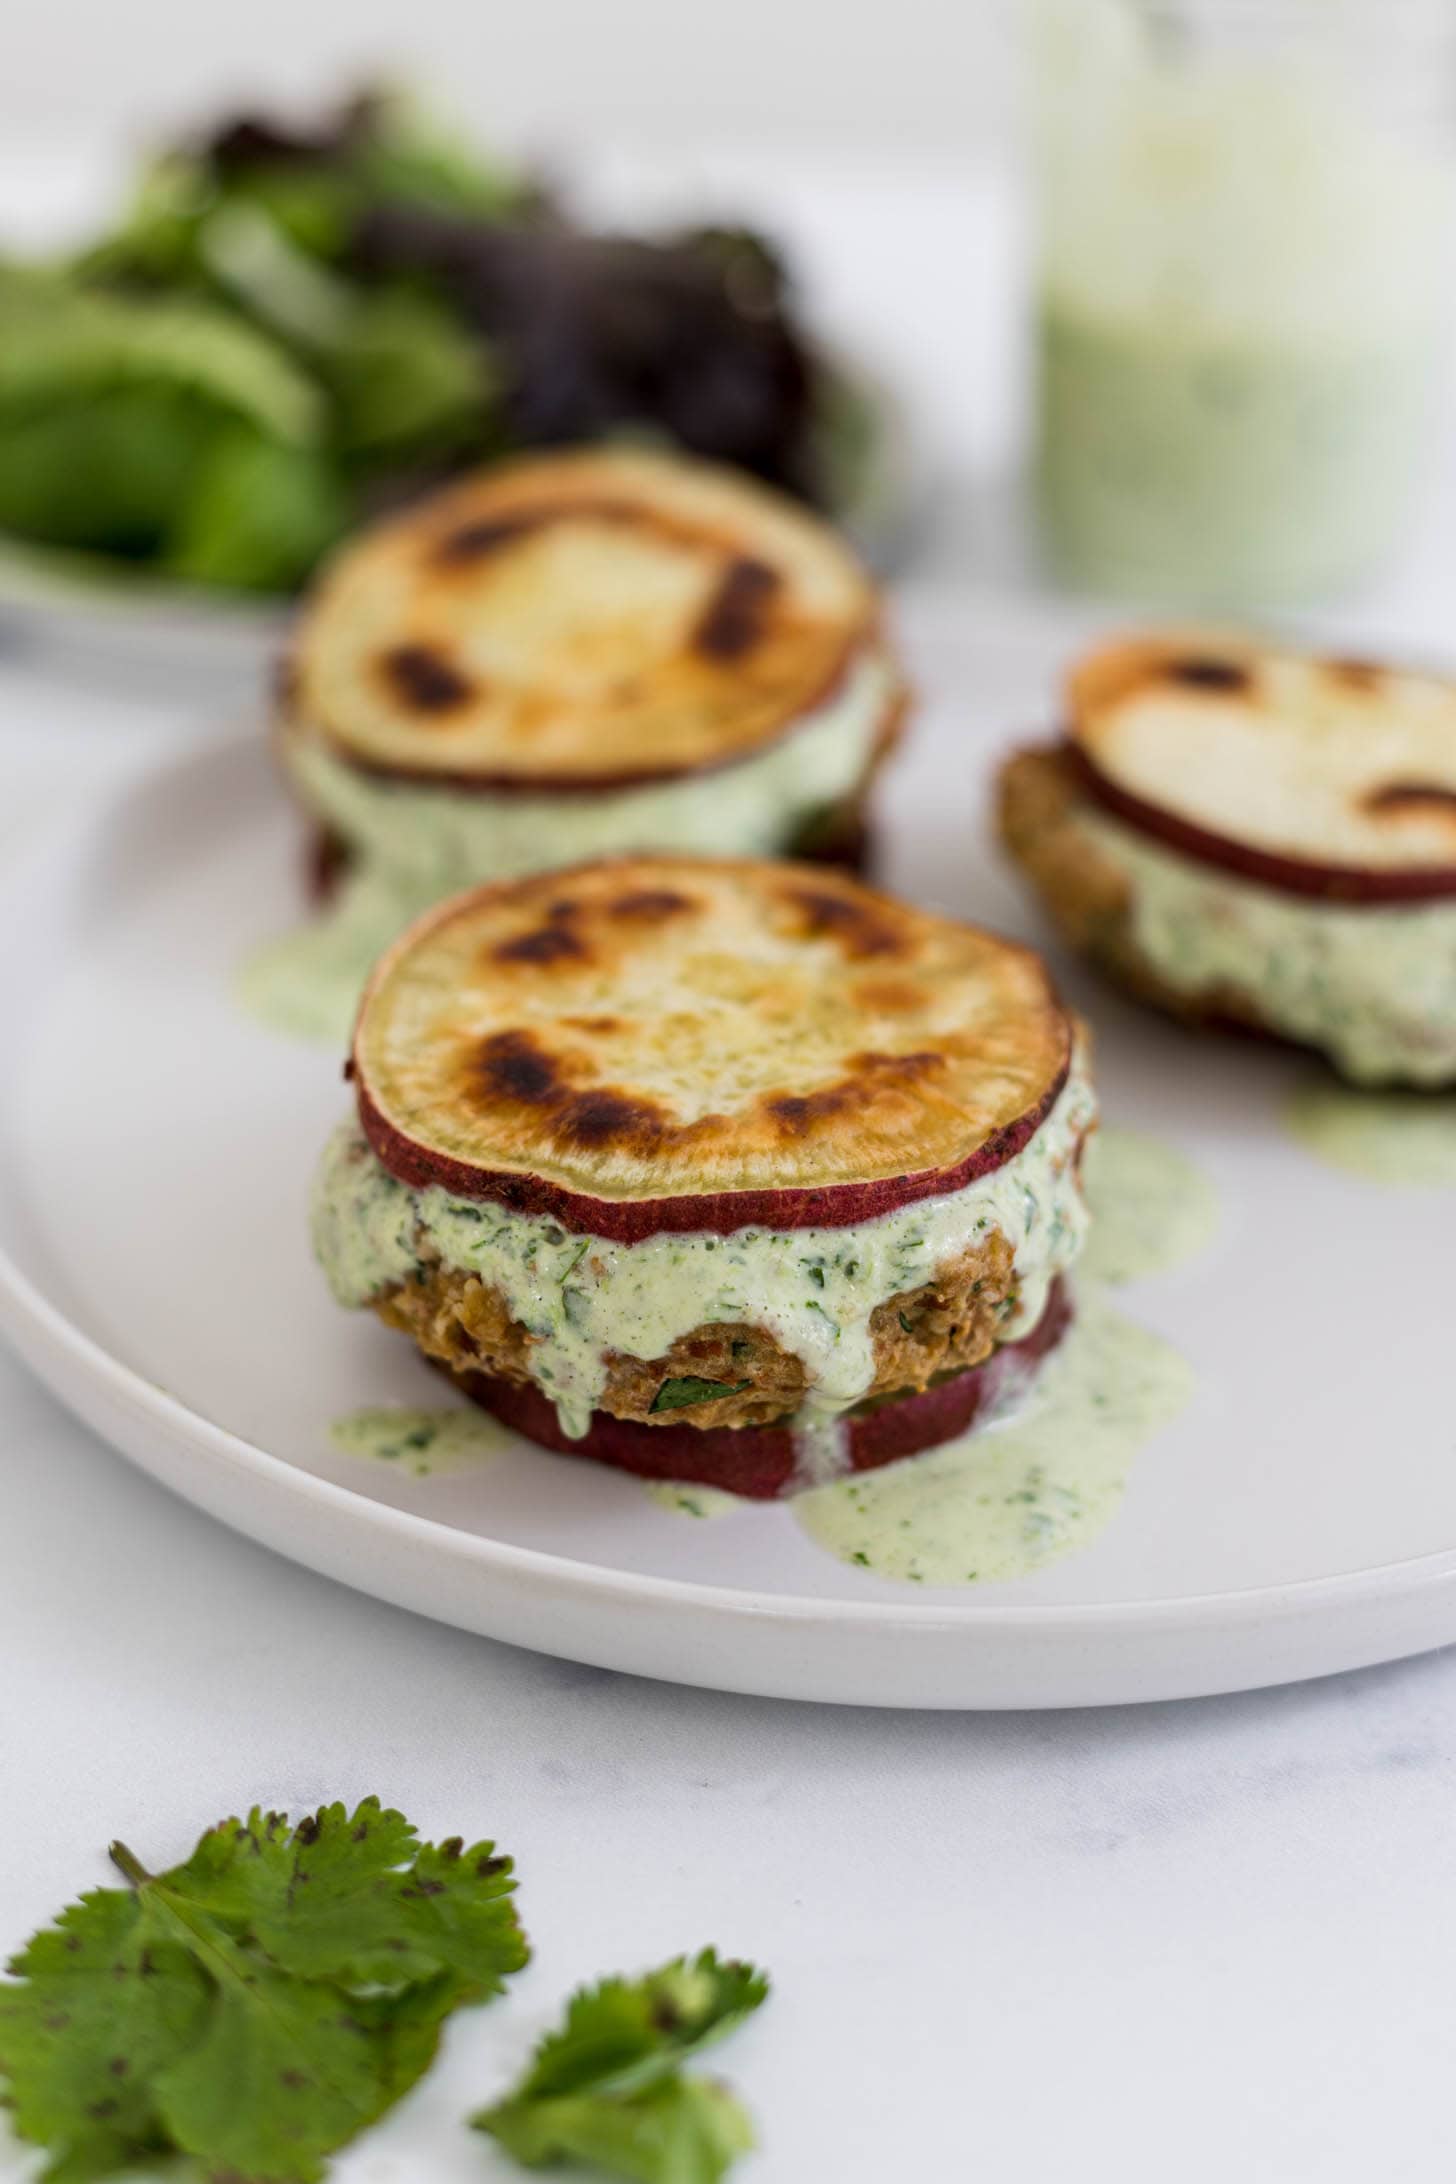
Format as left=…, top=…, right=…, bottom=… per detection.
left=1031, top=0, right=1456, bottom=605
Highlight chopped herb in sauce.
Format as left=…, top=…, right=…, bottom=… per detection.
left=650, top=1376, right=751, bottom=1413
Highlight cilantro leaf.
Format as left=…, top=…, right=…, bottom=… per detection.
left=483, top=2073, right=754, bottom=2184
left=158, top=1798, right=523, bottom=1991
left=0, top=1797, right=527, bottom=2184
left=649, top=1379, right=750, bottom=1415
left=492, top=1951, right=767, bottom=2097
left=474, top=1950, right=767, bottom=2184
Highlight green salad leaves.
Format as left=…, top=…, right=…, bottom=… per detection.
left=475, top=1951, right=770, bottom=2184
left=0, top=90, right=508, bottom=592
left=0, top=269, right=344, bottom=579
left=0, top=83, right=870, bottom=597
left=0, top=1798, right=528, bottom=2183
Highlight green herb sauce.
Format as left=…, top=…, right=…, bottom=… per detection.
left=1284, top=1078, right=1456, bottom=1186
left=1039, top=304, right=1439, bottom=603
left=1080, top=1126, right=1218, bottom=1284
left=644, top=1482, right=747, bottom=1520
left=794, top=1293, right=1192, bottom=1586
left=1034, top=7, right=1450, bottom=602
left=1085, top=812, right=1456, bottom=1086
left=313, top=1055, right=1096, bottom=1473
left=329, top=1405, right=509, bottom=1477
left=237, top=864, right=422, bottom=1046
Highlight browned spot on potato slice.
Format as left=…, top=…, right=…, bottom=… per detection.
left=476, top=1030, right=560, bottom=1103
left=693, top=557, right=781, bottom=660
left=1364, top=780, right=1456, bottom=817
left=764, top=1050, right=945, bottom=1135
left=378, top=642, right=475, bottom=716
left=854, top=978, right=923, bottom=1015
left=779, top=885, right=904, bottom=959
left=468, top=1030, right=668, bottom=1157
left=556, top=1088, right=666, bottom=1150
left=606, top=888, right=695, bottom=922
left=432, top=497, right=649, bottom=567
left=493, top=924, right=591, bottom=967
left=1331, top=658, right=1384, bottom=692
left=433, top=512, right=542, bottom=564
left=1165, top=655, right=1250, bottom=694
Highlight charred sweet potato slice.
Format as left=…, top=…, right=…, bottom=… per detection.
left=352, top=854, right=1074, bottom=1236
left=1066, top=633, right=1456, bottom=900
left=285, top=445, right=889, bottom=789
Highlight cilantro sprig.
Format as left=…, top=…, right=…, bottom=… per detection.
left=474, top=1949, right=769, bottom=2183
left=0, top=1802, right=769, bottom=2184
left=0, top=1797, right=528, bottom=2184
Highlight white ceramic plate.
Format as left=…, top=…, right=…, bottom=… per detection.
left=0, top=538, right=291, bottom=679
left=1, top=619, right=1454, bottom=1709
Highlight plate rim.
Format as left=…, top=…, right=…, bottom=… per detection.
left=4, top=736, right=1456, bottom=1652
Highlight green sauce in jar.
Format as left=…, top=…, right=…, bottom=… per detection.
left=1033, top=0, right=1453, bottom=603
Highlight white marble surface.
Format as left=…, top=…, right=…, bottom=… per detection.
left=3, top=153, right=1456, bottom=2182
left=7, top=1329, right=1456, bottom=2184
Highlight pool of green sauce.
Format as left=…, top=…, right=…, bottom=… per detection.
left=1080, top=1127, right=1219, bottom=1284
left=329, top=1406, right=509, bottom=1478
left=1038, top=303, right=1437, bottom=604
left=238, top=869, right=423, bottom=1046
left=327, top=1124, right=1210, bottom=1584
left=647, top=1126, right=1213, bottom=1576
left=1284, top=1079, right=1456, bottom=1186
left=794, top=1294, right=1193, bottom=1586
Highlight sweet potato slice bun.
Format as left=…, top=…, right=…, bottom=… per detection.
left=353, top=855, right=1075, bottom=1240
left=287, top=445, right=887, bottom=790
left=1068, top=635, right=1456, bottom=902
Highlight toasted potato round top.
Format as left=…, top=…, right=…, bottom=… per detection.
left=1068, top=636, right=1456, bottom=889
left=353, top=857, right=1075, bottom=1236
left=286, top=447, right=881, bottom=788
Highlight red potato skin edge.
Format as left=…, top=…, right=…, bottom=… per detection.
left=447, top=1280, right=1074, bottom=1500
left=1065, top=742, right=1456, bottom=904
left=354, top=1041, right=1073, bottom=1240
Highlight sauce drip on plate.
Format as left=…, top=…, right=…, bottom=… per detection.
left=1284, top=1080, right=1456, bottom=1186
left=793, top=1295, right=1193, bottom=1586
